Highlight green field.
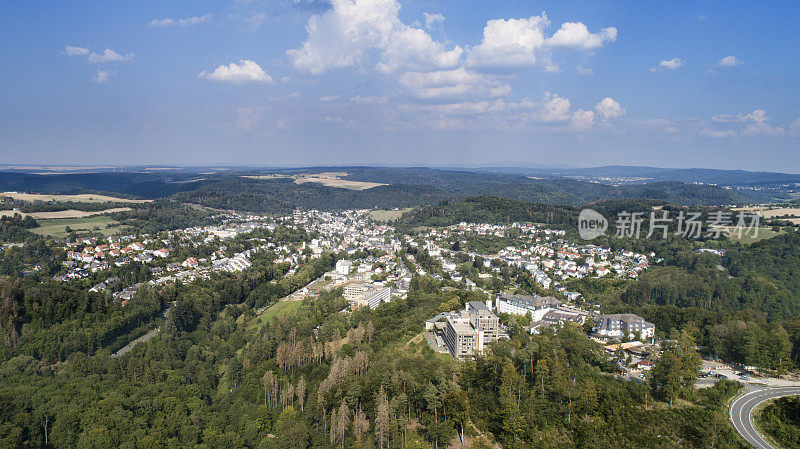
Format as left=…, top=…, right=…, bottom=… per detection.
left=368, top=208, right=411, bottom=222
left=253, top=300, right=304, bottom=327
left=30, top=216, right=127, bottom=238
left=725, top=226, right=784, bottom=244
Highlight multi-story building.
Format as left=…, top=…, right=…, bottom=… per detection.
left=438, top=301, right=501, bottom=359
left=345, top=284, right=393, bottom=309
left=465, top=301, right=499, bottom=341
left=593, top=314, right=655, bottom=340
left=335, top=259, right=353, bottom=276
left=344, top=283, right=370, bottom=300
left=364, top=286, right=391, bottom=309
left=541, top=308, right=587, bottom=326
left=496, top=293, right=561, bottom=321
left=442, top=315, right=479, bottom=359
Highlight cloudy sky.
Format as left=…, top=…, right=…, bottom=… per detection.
left=1, top=0, right=799, bottom=170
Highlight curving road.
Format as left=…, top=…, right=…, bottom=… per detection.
left=729, top=386, right=800, bottom=448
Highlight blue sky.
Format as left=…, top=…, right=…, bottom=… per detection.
left=1, top=0, right=799, bottom=171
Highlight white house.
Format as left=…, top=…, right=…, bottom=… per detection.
left=336, top=259, right=353, bottom=276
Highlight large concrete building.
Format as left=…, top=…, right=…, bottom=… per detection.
left=497, top=292, right=595, bottom=334
left=345, top=284, right=393, bottom=309
left=344, top=283, right=370, bottom=300
left=593, top=314, right=655, bottom=340
left=363, top=286, right=391, bottom=309
left=335, top=259, right=353, bottom=276
left=496, top=293, right=562, bottom=321
left=437, top=301, right=501, bottom=359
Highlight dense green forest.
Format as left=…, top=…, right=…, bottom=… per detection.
left=393, top=197, right=580, bottom=232
left=2, top=176, right=799, bottom=447
left=0, top=167, right=776, bottom=214
left=609, top=232, right=800, bottom=319
left=323, top=168, right=776, bottom=205
left=392, top=196, right=725, bottom=234
left=109, top=201, right=216, bottom=234
left=173, top=175, right=768, bottom=213
left=173, top=178, right=453, bottom=214
left=755, top=396, right=800, bottom=449
left=394, top=196, right=800, bottom=373
left=0, top=172, right=201, bottom=199
left=0, top=272, right=747, bottom=448
left=563, top=232, right=800, bottom=372
left=0, top=241, right=332, bottom=364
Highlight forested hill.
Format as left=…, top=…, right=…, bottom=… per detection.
left=174, top=178, right=454, bottom=213
left=320, top=167, right=771, bottom=205
left=392, top=196, right=683, bottom=231
left=0, top=172, right=202, bottom=198
left=393, top=197, right=580, bottom=231
left=501, top=165, right=800, bottom=185
left=0, top=167, right=777, bottom=213
left=725, top=232, right=800, bottom=309
left=163, top=173, right=774, bottom=212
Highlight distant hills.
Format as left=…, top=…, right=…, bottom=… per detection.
left=478, top=165, right=800, bottom=186
left=0, top=165, right=793, bottom=213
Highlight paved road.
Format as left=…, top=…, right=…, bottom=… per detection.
left=729, top=386, right=800, bottom=448
left=111, top=301, right=175, bottom=357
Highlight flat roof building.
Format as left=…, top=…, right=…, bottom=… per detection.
left=594, top=313, right=655, bottom=340
left=434, top=302, right=501, bottom=359
left=496, top=293, right=562, bottom=321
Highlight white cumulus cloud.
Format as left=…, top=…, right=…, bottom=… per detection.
left=717, top=55, right=743, bottom=67
left=650, top=58, right=683, bottom=71
left=465, top=15, right=549, bottom=69
left=287, top=0, right=462, bottom=75
left=199, top=60, right=275, bottom=84
left=398, top=68, right=510, bottom=100
left=64, top=46, right=132, bottom=63
left=423, top=12, right=444, bottom=29
left=466, top=14, right=616, bottom=70
left=570, top=109, right=596, bottom=130
left=740, top=110, right=784, bottom=136
left=395, top=92, right=623, bottom=132
left=536, top=93, right=574, bottom=123
left=88, top=48, right=133, bottom=63
left=149, top=13, right=211, bottom=27
left=704, top=109, right=785, bottom=138
left=93, top=70, right=112, bottom=83
left=64, top=46, right=89, bottom=56
left=595, top=97, right=625, bottom=119
left=545, top=22, right=617, bottom=50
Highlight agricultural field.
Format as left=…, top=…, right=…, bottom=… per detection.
left=0, top=207, right=132, bottom=219
left=1, top=192, right=150, bottom=203
left=244, top=172, right=387, bottom=190
left=292, top=172, right=387, bottom=190
left=732, top=205, right=800, bottom=219
left=29, top=216, right=127, bottom=238
left=368, top=207, right=411, bottom=222
left=723, top=225, right=785, bottom=244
